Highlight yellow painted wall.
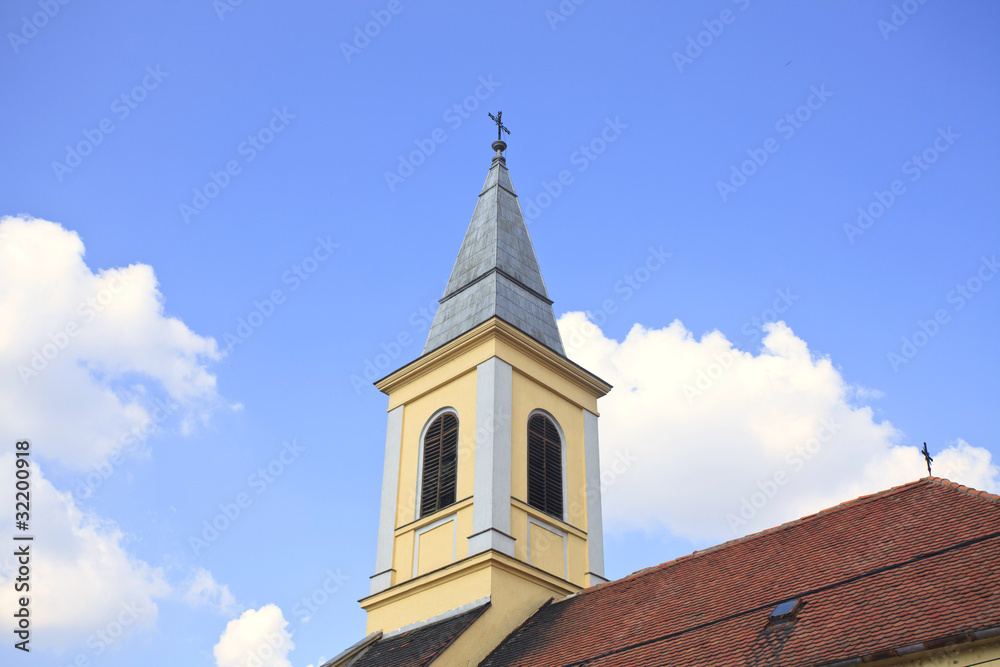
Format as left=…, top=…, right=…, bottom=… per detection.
left=384, top=338, right=497, bottom=410
left=874, top=637, right=1000, bottom=666
left=387, top=367, right=477, bottom=588
left=510, top=502, right=588, bottom=588
left=386, top=335, right=601, bottom=592
left=364, top=559, right=493, bottom=634
left=367, top=320, right=610, bottom=636
left=392, top=502, right=474, bottom=586
left=510, top=370, right=586, bottom=526
left=363, top=552, right=579, bottom=636
left=395, top=369, right=477, bottom=528
left=391, top=530, right=414, bottom=586
left=495, top=337, right=600, bottom=413
left=434, top=565, right=577, bottom=667
left=416, top=518, right=456, bottom=576
left=509, top=369, right=592, bottom=584
left=528, top=521, right=564, bottom=578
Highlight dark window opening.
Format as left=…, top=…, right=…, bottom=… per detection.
left=527, top=413, right=563, bottom=520
left=420, top=412, right=459, bottom=517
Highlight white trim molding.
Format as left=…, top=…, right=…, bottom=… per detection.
left=526, top=515, right=568, bottom=580
left=583, top=409, right=606, bottom=582
left=372, top=405, right=404, bottom=595
left=468, top=357, right=516, bottom=556
left=412, top=512, right=458, bottom=578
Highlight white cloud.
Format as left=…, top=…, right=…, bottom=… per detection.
left=182, top=568, right=240, bottom=615
left=214, top=605, right=294, bottom=667
left=558, top=313, right=999, bottom=542
left=0, top=215, right=225, bottom=471
left=0, top=454, right=170, bottom=651
left=0, top=216, right=237, bottom=652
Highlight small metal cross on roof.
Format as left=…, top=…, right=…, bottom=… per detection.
left=488, top=111, right=511, bottom=142
left=921, top=442, right=933, bottom=476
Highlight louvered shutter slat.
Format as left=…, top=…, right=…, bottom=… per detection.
left=420, top=412, right=460, bottom=517
left=527, top=414, right=563, bottom=520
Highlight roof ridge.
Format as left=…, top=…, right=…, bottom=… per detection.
left=422, top=602, right=491, bottom=665
left=562, top=478, right=956, bottom=602
left=547, top=530, right=1000, bottom=667
left=925, top=475, right=1000, bottom=503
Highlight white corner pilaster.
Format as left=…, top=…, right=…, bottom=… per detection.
left=468, top=357, right=516, bottom=557
left=371, top=405, right=403, bottom=595
left=583, top=409, right=607, bottom=583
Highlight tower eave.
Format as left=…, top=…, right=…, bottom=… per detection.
left=375, top=316, right=612, bottom=402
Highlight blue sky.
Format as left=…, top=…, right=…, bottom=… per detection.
left=1, top=1, right=998, bottom=665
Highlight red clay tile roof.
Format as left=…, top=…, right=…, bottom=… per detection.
left=481, top=478, right=1000, bottom=667
left=346, top=602, right=488, bottom=667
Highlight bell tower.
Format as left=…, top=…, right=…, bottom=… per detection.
left=360, top=128, right=612, bottom=648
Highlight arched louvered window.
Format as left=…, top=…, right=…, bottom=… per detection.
left=527, top=413, right=563, bottom=520
left=420, top=412, right=458, bottom=517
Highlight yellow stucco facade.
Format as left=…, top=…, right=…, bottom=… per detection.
left=876, top=637, right=1000, bottom=666
left=360, top=317, right=611, bottom=637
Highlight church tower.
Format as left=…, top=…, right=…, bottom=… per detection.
left=360, top=126, right=612, bottom=651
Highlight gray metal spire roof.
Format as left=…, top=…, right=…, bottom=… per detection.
left=423, top=141, right=565, bottom=355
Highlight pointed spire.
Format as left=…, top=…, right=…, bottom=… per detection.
left=423, top=124, right=565, bottom=355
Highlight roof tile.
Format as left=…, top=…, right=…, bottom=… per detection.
left=480, top=478, right=1000, bottom=667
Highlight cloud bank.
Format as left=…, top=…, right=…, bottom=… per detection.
left=0, top=216, right=235, bottom=652
left=0, top=215, right=224, bottom=470
left=558, top=312, right=998, bottom=542
left=0, top=454, right=170, bottom=651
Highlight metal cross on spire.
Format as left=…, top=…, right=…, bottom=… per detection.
left=488, top=111, right=511, bottom=142
left=921, top=442, right=934, bottom=476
